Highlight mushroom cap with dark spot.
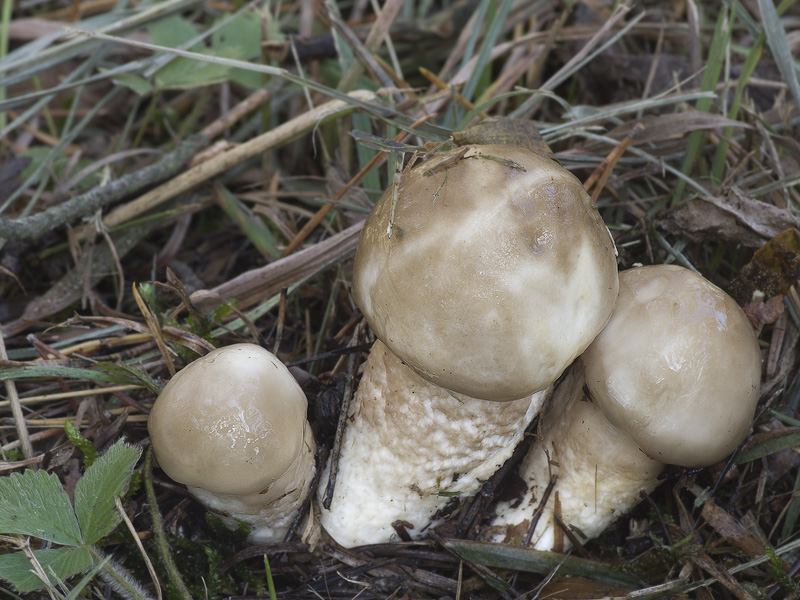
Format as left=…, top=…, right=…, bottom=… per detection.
left=353, top=144, right=619, bottom=401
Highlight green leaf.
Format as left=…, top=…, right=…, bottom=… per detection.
left=149, top=15, right=240, bottom=90
left=153, top=47, right=237, bottom=90
left=441, top=539, right=644, bottom=588
left=74, top=441, right=142, bottom=545
left=0, top=470, right=82, bottom=546
left=0, top=548, right=92, bottom=593
left=211, top=11, right=262, bottom=60
left=112, top=72, right=155, bottom=96
left=212, top=12, right=263, bottom=88
left=149, top=15, right=204, bottom=51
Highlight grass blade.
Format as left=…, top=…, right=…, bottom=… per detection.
left=758, top=0, right=800, bottom=109
left=671, top=5, right=732, bottom=205
left=441, top=539, right=643, bottom=587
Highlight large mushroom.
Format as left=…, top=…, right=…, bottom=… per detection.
left=318, top=142, right=620, bottom=547
left=148, top=343, right=316, bottom=543
left=488, top=264, right=762, bottom=550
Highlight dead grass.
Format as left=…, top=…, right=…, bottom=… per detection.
left=1, top=0, right=800, bottom=598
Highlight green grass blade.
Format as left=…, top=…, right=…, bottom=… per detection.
left=758, top=0, right=800, bottom=109
left=781, top=467, right=800, bottom=541
left=711, top=31, right=764, bottom=181
left=441, top=539, right=643, bottom=587
left=461, top=0, right=512, bottom=104
left=736, top=430, right=800, bottom=463
left=671, top=6, right=733, bottom=205
left=215, top=184, right=280, bottom=259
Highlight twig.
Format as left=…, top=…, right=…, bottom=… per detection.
left=200, top=88, right=271, bottom=140
left=523, top=474, right=558, bottom=548
left=419, top=67, right=490, bottom=119
left=189, top=219, right=363, bottom=316
left=94, top=92, right=377, bottom=236
left=322, top=325, right=364, bottom=509
left=583, top=123, right=644, bottom=203
left=0, top=324, right=35, bottom=463
left=0, top=134, right=207, bottom=241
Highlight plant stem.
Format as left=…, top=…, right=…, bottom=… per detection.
left=144, top=449, right=193, bottom=600
left=87, top=546, right=154, bottom=600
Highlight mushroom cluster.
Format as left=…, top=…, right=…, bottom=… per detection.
left=147, top=142, right=761, bottom=553
left=488, top=265, right=762, bottom=549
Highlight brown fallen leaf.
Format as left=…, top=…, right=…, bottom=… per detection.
left=574, top=112, right=751, bottom=155
left=730, top=228, right=800, bottom=304
left=744, top=294, right=785, bottom=334
left=657, top=189, right=800, bottom=248
left=700, top=499, right=767, bottom=558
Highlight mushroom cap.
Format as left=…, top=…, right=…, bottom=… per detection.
left=148, top=344, right=309, bottom=495
left=352, top=144, right=619, bottom=401
left=582, top=265, right=762, bottom=467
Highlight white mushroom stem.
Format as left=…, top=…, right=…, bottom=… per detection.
left=318, top=340, right=546, bottom=548
left=488, top=366, right=662, bottom=550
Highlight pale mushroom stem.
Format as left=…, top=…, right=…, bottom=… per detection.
left=318, top=340, right=546, bottom=548
left=188, top=421, right=316, bottom=544
left=488, top=365, right=662, bottom=550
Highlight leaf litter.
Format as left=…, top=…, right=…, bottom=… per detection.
left=0, top=1, right=799, bottom=598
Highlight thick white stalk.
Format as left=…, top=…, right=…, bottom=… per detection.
left=488, top=366, right=662, bottom=550
left=319, top=340, right=545, bottom=547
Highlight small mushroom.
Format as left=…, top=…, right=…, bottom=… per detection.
left=489, top=265, right=762, bottom=549
left=148, top=343, right=316, bottom=543
left=318, top=143, right=619, bottom=546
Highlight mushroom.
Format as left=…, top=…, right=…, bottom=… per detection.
left=353, top=144, right=619, bottom=401
left=318, top=143, right=619, bottom=546
left=148, top=343, right=316, bottom=543
left=488, top=264, right=762, bottom=550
